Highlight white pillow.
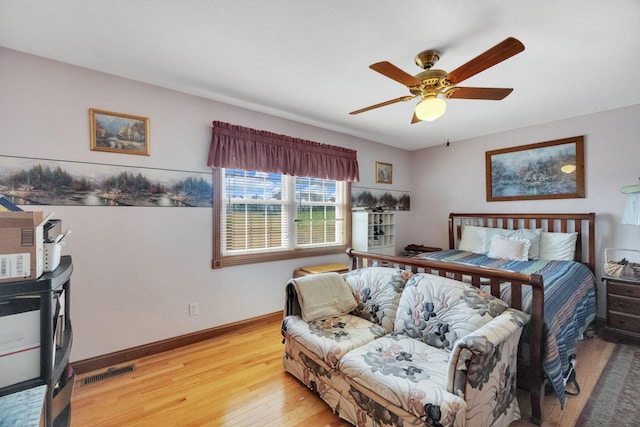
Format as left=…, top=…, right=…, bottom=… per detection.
left=459, top=225, right=486, bottom=253
left=487, top=234, right=531, bottom=261
left=482, top=227, right=515, bottom=253
left=459, top=226, right=524, bottom=254
left=510, top=228, right=542, bottom=259
left=539, top=232, right=578, bottom=261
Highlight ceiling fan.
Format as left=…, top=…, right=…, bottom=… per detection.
left=349, top=37, right=525, bottom=123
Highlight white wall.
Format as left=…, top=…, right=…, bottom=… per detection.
left=409, top=104, right=640, bottom=318
left=0, top=47, right=413, bottom=361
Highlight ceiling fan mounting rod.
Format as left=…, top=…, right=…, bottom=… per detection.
left=414, top=49, right=441, bottom=70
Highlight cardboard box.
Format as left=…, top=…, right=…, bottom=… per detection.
left=0, top=211, right=49, bottom=283
left=0, top=298, right=41, bottom=387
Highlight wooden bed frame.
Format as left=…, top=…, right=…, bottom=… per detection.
left=346, top=212, right=596, bottom=426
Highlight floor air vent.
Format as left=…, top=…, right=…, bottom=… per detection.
left=82, top=364, right=135, bottom=386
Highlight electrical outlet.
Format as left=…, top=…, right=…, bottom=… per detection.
left=188, top=303, right=199, bottom=316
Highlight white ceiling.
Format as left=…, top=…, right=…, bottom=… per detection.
left=1, top=0, right=639, bottom=151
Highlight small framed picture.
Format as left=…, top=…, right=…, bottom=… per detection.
left=376, top=161, right=392, bottom=184
left=90, top=109, right=150, bottom=156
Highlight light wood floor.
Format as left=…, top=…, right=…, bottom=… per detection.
left=70, top=316, right=615, bottom=427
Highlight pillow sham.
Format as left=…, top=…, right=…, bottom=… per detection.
left=458, top=225, right=543, bottom=259
left=487, top=234, right=531, bottom=261
left=482, top=227, right=515, bottom=253
left=458, top=225, right=486, bottom=253
left=510, top=228, right=542, bottom=259
left=539, top=231, right=578, bottom=261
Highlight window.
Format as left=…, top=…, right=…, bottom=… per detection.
left=208, top=121, right=359, bottom=268
left=212, top=168, right=350, bottom=268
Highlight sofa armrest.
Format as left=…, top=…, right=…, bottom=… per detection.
left=447, top=308, right=529, bottom=425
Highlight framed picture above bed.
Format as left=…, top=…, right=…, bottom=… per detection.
left=486, top=135, right=585, bottom=201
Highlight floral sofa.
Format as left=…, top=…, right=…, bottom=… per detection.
left=281, top=267, right=530, bottom=427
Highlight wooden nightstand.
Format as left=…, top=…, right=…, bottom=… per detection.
left=603, top=276, right=640, bottom=342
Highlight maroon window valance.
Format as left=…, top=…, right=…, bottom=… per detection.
left=207, top=121, right=359, bottom=182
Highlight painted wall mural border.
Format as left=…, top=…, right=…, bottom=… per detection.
left=352, top=185, right=410, bottom=211
left=0, top=155, right=212, bottom=207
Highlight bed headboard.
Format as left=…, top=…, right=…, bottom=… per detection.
left=448, top=212, right=596, bottom=273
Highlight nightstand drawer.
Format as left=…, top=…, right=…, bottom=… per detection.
left=608, top=281, right=640, bottom=298
left=608, top=311, right=640, bottom=334
left=608, top=294, right=640, bottom=314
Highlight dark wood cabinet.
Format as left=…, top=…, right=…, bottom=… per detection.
left=603, top=275, right=640, bottom=341
left=0, top=256, right=73, bottom=426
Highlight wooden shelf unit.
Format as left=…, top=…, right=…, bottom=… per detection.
left=352, top=211, right=396, bottom=256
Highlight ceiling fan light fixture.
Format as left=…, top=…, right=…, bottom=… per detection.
left=415, top=96, right=446, bottom=121
left=350, top=38, right=524, bottom=123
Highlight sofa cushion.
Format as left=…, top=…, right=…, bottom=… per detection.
left=339, top=333, right=466, bottom=425
left=344, top=267, right=413, bottom=333
left=282, top=314, right=387, bottom=369
left=395, top=273, right=509, bottom=350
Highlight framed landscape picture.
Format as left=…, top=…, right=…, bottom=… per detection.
left=90, top=109, right=150, bottom=156
left=376, top=161, right=392, bottom=184
left=486, top=136, right=585, bottom=201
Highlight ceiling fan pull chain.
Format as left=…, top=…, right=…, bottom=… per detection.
left=444, top=114, right=450, bottom=147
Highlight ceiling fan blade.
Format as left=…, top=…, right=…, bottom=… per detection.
left=446, top=87, right=514, bottom=100
left=370, top=61, right=422, bottom=87
left=447, top=37, right=525, bottom=84
left=349, top=95, right=416, bottom=115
